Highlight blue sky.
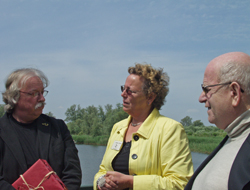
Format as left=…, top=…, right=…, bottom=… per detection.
left=0, top=0, right=250, bottom=126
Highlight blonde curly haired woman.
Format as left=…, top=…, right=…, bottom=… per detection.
left=94, top=63, right=193, bottom=190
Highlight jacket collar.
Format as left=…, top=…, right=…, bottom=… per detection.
left=137, top=108, right=159, bottom=139
left=0, top=113, right=27, bottom=171
left=0, top=113, right=51, bottom=170
left=116, top=108, right=160, bottom=139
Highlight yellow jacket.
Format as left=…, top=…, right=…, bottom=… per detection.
left=94, top=108, right=193, bottom=190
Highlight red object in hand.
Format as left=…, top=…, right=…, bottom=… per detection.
left=12, top=159, right=68, bottom=190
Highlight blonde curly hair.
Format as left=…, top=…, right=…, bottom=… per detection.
left=128, top=63, right=169, bottom=110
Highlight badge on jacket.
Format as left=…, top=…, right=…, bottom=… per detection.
left=111, top=141, right=122, bottom=151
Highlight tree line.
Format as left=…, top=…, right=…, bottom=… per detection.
left=180, top=116, right=226, bottom=137
left=65, top=106, right=226, bottom=138
left=0, top=104, right=226, bottom=140
left=65, top=103, right=128, bottom=137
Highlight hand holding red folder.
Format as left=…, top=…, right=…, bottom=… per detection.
left=12, top=159, right=68, bottom=190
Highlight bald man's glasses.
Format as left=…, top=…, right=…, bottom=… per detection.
left=201, top=82, right=244, bottom=94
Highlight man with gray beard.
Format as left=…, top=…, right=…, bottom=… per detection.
left=0, top=68, right=82, bottom=190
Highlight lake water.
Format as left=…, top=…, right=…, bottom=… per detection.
left=76, top=144, right=208, bottom=187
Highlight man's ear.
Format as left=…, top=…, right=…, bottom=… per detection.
left=147, top=93, right=157, bottom=105
left=230, top=82, right=242, bottom=107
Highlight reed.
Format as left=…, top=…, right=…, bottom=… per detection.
left=187, top=136, right=224, bottom=154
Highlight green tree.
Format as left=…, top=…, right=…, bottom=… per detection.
left=64, top=103, right=128, bottom=137
left=0, top=104, right=5, bottom=118
left=98, top=106, right=106, bottom=122
left=103, top=103, right=128, bottom=135
left=65, top=104, right=83, bottom=122
left=104, top=104, right=113, bottom=116
left=193, top=120, right=204, bottom=127
left=45, top=111, right=55, bottom=118
left=82, top=105, right=100, bottom=135
left=75, top=119, right=85, bottom=134
left=67, top=121, right=79, bottom=135
left=180, top=116, right=192, bottom=126
left=91, top=120, right=103, bottom=137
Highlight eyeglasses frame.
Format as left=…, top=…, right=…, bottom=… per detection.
left=19, top=90, right=49, bottom=97
left=201, top=82, right=244, bottom=94
left=121, top=85, right=142, bottom=95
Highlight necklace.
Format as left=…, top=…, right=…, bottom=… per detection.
left=131, top=122, right=142, bottom=127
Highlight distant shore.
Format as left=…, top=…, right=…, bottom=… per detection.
left=72, top=135, right=224, bottom=154
left=187, top=136, right=224, bottom=154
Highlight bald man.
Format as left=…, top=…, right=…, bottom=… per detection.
left=185, top=52, right=250, bottom=190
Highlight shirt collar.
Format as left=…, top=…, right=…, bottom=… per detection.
left=224, top=109, right=250, bottom=138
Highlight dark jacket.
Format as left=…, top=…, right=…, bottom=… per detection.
left=185, top=135, right=250, bottom=190
left=0, top=113, right=82, bottom=190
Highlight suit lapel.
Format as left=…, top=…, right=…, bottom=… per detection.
left=228, top=134, right=250, bottom=190
left=0, top=113, right=27, bottom=172
left=37, top=115, right=51, bottom=160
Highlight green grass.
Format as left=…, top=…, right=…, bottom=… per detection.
left=187, top=136, right=224, bottom=154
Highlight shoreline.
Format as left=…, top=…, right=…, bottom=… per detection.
left=73, top=135, right=224, bottom=155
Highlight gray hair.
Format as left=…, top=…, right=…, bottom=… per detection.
left=219, top=61, right=250, bottom=96
left=2, top=68, right=49, bottom=113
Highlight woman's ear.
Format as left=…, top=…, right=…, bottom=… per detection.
left=147, top=93, right=157, bottom=105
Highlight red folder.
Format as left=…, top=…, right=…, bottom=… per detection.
left=12, top=159, right=68, bottom=190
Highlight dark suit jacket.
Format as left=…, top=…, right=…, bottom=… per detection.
left=185, top=134, right=250, bottom=190
left=0, top=113, right=82, bottom=190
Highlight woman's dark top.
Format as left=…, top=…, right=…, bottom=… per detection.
left=112, top=141, right=131, bottom=190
